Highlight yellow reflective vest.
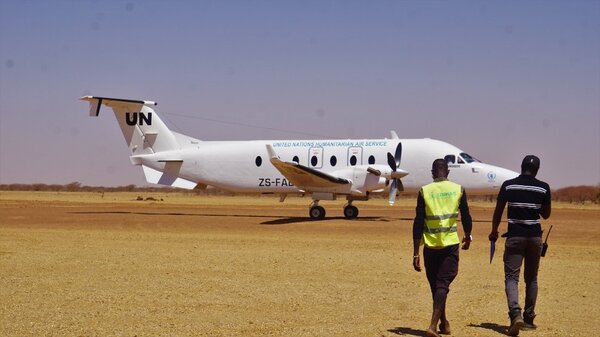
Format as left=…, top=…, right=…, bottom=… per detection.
left=421, top=180, right=462, bottom=248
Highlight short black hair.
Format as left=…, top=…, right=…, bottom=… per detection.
left=432, top=158, right=448, bottom=171
left=521, top=155, right=540, bottom=174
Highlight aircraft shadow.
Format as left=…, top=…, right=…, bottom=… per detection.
left=387, top=326, right=426, bottom=336
left=260, top=216, right=386, bottom=225
left=70, top=211, right=487, bottom=226
left=259, top=216, right=490, bottom=225
left=467, top=322, right=507, bottom=334
left=71, top=211, right=396, bottom=224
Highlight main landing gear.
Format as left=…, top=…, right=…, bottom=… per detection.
left=309, top=201, right=326, bottom=220
left=343, top=202, right=359, bottom=219
left=308, top=199, right=361, bottom=220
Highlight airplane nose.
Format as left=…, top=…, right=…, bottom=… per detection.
left=485, top=165, right=518, bottom=188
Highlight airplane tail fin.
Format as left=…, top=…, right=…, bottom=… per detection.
left=80, top=96, right=179, bottom=155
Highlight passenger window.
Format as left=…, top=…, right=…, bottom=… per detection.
left=311, top=156, right=318, bottom=167
left=255, top=156, right=262, bottom=167
left=350, top=155, right=357, bottom=166
left=444, top=155, right=456, bottom=164
left=330, top=156, right=337, bottom=167
left=293, top=156, right=299, bottom=164
left=368, top=155, right=375, bottom=165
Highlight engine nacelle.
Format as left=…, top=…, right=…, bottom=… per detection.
left=332, top=166, right=390, bottom=195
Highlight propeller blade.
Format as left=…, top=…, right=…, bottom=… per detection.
left=388, top=142, right=404, bottom=205
left=388, top=179, right=397, bottom=205
left=394, top=142, right=402, bottom=168
left=387, top=152, right=397, bottom=171
left=396, top=178, right=404, bottom=192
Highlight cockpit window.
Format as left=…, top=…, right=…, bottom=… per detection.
left=459, top=152, right=481, bottom=163
left=444, top=155, right=456, bottom=164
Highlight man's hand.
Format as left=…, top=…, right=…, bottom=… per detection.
left=461, top=236, right=471, bottom=250
left=412, top=255, right=421, bottom=272
left=489, top=230, right=499, bottom=242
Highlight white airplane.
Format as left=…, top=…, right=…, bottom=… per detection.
left=81, top=96, right=517, bottom=219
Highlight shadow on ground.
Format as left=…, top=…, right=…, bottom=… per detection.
left=69, top=211, right=408, bottom=224
left=468, top=322, right=507, bottom=335
left=261, top=216, right=393, bottom=225
left=387, top=326, right=425, bottom=336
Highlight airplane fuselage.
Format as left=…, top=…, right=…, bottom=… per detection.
left=137, top=135, right=514, bottom=196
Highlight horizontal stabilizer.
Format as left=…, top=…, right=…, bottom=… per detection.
left=80, top=96, right=156, bottom=116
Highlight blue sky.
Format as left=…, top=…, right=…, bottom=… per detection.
left=1, top=0, right=598, bottom=188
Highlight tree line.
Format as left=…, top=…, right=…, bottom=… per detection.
left=1, top=182, right=598, bottom=204
left=0, top=182, right=185, bottom=193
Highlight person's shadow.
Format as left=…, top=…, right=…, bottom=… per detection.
left=389, top=323, right=508, bottom=336
left=468, top=322, right=508, bottom=335
left=387, top=327, right=426, bottom=336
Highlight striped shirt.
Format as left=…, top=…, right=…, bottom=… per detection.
left=498, top=175, right=551, bottom=237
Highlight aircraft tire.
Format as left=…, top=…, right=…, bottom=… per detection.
left=343, top=205, right=359, bottom=219
left=309, top=206, right=326, bottom=220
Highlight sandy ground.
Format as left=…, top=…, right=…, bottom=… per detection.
left=1, top=191, right=599, bottom=337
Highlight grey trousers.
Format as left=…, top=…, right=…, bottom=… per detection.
left=503, top=236, right=543, bottom=320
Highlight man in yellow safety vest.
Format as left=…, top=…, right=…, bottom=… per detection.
left=412, top=159, right=473, bottom=337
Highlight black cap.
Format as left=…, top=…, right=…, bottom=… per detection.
left=521, top=155, right=540, bottom=172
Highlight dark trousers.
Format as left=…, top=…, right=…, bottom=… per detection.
left=503, top=236, right=543, bottom=320
left=424, top=244, right=459, bottom=299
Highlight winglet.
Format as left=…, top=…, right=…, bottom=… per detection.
left=390, top=130, right=399, bottom=139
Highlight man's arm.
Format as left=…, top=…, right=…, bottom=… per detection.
left=490, top=199, right=506, bottom=242
left=412, top=190, right=425, bottom=272
left=489, top=183, right=508, bottom=241
left=540, top=203, right=551, bottom=219
left=459, top=189, right=472, bottom=250
left=540, top=184, right=551, bottom=219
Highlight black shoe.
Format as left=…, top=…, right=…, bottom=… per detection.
left=522, top=317, right=537, bottom=330
left=508, top=315, right=524, bottom=336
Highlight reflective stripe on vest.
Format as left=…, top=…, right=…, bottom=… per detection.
left=423, top=226, right=458, bottom=234
left=425, top=213, right=459, bottom=221
left=421, top=180, right=462, bottom=248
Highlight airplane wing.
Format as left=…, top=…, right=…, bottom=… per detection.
left=266, top=145, right=350, bottom=189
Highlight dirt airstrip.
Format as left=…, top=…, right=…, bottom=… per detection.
left=1, top=192, right=599, bottom=337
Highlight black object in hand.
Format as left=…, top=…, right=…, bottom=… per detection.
left=541, top=242, right=548, bottom=257
left=541, top=225, right=553, bottom=257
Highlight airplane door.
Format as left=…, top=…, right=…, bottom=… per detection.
left=347, top=146, right=363, bottom=166
left=308, top=147, right=324, bottom=169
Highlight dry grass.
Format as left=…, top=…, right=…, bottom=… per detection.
left=1, top=192, right=599, bottom=336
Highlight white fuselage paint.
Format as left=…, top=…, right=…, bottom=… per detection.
left=141, top=136, right=517, bottom=196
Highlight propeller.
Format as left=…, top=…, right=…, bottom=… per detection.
left=387, top=142, right=403, bottom=205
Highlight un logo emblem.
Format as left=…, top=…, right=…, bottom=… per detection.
left=487, top=171, right=497, bottom=183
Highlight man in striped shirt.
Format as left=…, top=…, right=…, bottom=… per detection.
left=489, top=155, right=551, bottom=336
